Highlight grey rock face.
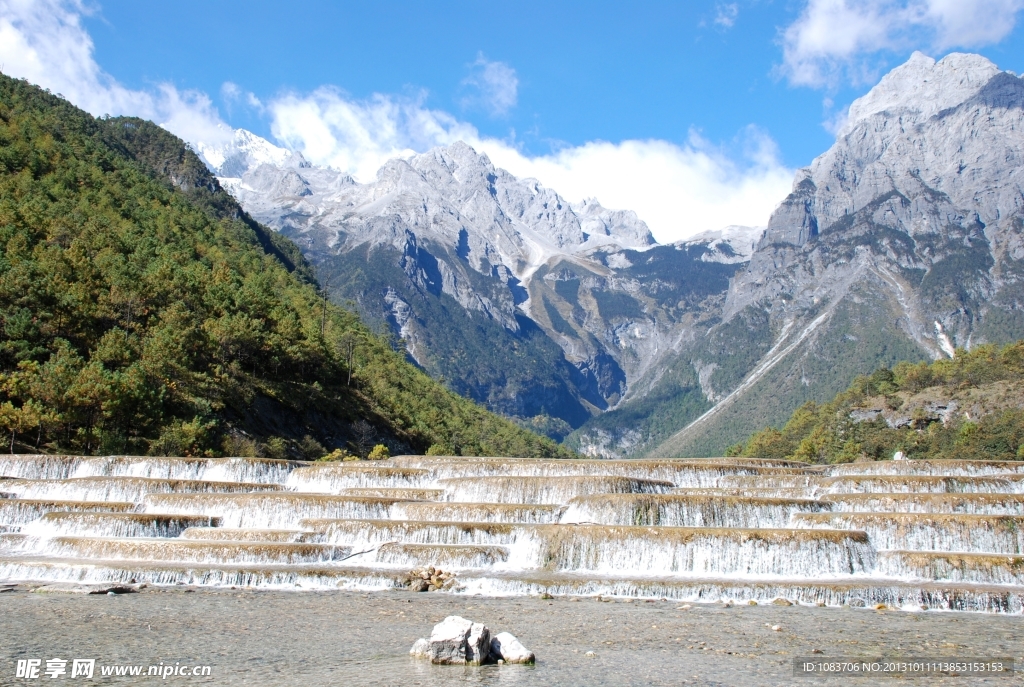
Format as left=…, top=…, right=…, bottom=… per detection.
left=590, top=52, right=1024, bottom=458
left=741, top=51, right=1024, bottom=354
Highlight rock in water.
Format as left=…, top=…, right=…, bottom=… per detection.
left=465, top=622, right=491, bottom=665
left=409, top=638, right=429, bottom=658
left=417, top=616, right=491, bottom=665
left=490, top=632, right=535, bottom=664
left=411, top=617, right=532, bottom=666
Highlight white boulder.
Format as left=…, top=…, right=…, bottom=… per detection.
left=409, top=638, right=430, bottom=658
left=416, top=615, right=491, bottom=665
left=411, top=617, right=534, bottom=666
left=490, top=632, right=535, bottom=664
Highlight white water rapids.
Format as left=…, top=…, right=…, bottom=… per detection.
left=1, top=454, right=1023, bottom=612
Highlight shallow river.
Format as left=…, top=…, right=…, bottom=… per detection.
left=3, top=587, right=1022, bottom=686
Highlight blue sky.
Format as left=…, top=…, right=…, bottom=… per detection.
left=4, top=0, right=1024, bottom=241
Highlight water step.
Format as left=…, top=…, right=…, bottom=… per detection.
left=0, top=557, right=407, bottom=591
left=23, top=513, right=218, bottom=540
left=144, top=493, right=412, bottom=528
left=718, top=475, right=819, bottom=490
left=3, top=556, right=1021, bottom=612
left=819, top=476, right=1024, bottom=494
left=560, top=494, right=830, bottom=528
left=286, top=465, right=432, bottom=492
left=523, top=525, right=873, bottom=577
left=300, top=519, right=872, bottom=577
left=394, top=502, right=564, bottom=524
left=877, top=551, right=1024, bottom=586
left=437, top=476, right=673, bottom=504
left=793, top=513, right=1024, bottom=554
left=21, top=512, right=221, bottom=539
left=670, top=487, right=816, bottom=499
left=8, top=477, right=282, bottom=502
left=371, top=543, right=509, bottom=569
left=8, top=537, right=352, bottom=565
left=392, top=456, right=809, bottom=487
left=334, top=488, right=443, bottom=500
left=301, top=518, right=523, bottom=547
left=0, top=455, right=301, bottom=484
left=825, top=460, right=1024, bottom=477
left=453, top=571, right=1024, bottom=613
left=823, top=493, right=1024, bottom=515
left=0, top=500, right=137, bottom=527
left=180, top=528, right=316, bottom=543
left=0, top=533, right=26, bottom=551
left=0, top=455, right=83, bottom=480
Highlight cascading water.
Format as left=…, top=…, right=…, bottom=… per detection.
left=9, top=477, right=282, bottom=502
left=22, top=512, right=220, bottom=538
left=0, top=454, right=1022, bottom=612
left=559, top=494, right=830, bottom=528
left=793, top=513, right=1024, bottom=554
left=437, top=476, right=674, bottom=504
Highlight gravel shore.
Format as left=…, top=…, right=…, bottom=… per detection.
left=3, top=586, right=1022, bottom=686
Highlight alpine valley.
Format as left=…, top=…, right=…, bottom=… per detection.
left=200, top=52, right=1024, bottom=458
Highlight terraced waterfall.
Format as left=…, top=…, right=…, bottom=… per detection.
left=1, top=455, right=1023, bottom=612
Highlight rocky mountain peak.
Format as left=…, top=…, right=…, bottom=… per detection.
left=762, top=51, right=1024, bottom=249
left=841, top=51, right=1002, bottom=135
left=196, top=128, right=297, bottom=178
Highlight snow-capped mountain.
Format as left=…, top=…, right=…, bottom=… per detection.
left=195, top=128, right=297, bottom=178
left=202, top=51, right=1024, bottom=456
left=198, top=135, right=746, bottom=435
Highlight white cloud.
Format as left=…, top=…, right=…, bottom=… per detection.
left=476, top=130, right=792, bottom=244
left=266, top=88, right=794, bottom=243
left=1, top=0, right=793, bottom=244
left=460, top=54, right=519, bottom=116
left=715, top=3, right=740, bottom=28
left=781, top=0, right=1024, bottom=87
left=221, top=81, right=263, bottom=112
left=268, top=88, right=479, bottom=183
left=0, top=0, right=232, bottom=145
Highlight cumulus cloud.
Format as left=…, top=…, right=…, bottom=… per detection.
left=267, top=88, right=793, bottom=243
left=478, top=130, right=791, bottom=244
left=268, top=88, right=480, bottom=183
left=781, top=0, right=1024, bottom=87
left=0, top=0, right=232, bottom=145
left=460, top=54, right=519, bottom=116
left=715, top=3, right=740, bottom=28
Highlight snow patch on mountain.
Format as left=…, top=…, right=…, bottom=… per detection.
left=196, top=129, right=296, bottom=179
left=683, top=225, right=764, bottom=264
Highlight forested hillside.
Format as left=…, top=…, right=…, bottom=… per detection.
left=729, top=342, right=1024, bottom=463
left=0, top=74, right=571, bottom=459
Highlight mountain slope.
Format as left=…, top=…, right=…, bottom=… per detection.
left=729, top=340, right=1024, bottom=463
left=642, top=52, right=1024, bottom=457
left=0, top=73, right=571, bottom=459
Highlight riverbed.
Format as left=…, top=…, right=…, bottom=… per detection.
left=3, top=586, right=1022, bottom=686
